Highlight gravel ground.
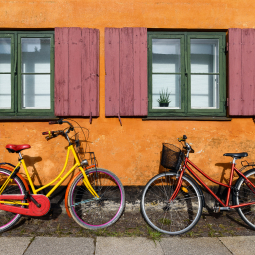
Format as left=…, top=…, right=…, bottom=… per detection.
left=0, top=204, right=255, bottom=239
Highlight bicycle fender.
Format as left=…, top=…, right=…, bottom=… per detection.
left=0, top=165, right=30, bottom=192
left=232, top=168, right=255, bottom=205
left=65, top=171, right=81, bottom=218
left=64, top=165, right=96, bottom=218
left=183, top=173, right=205, bottom=208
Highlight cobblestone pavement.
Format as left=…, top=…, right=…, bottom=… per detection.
left=1, top=203, right=255, bottom=239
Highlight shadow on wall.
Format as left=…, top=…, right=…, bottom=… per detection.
left=22, top=155, right=43, bottom=186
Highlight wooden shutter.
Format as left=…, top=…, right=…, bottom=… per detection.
left=105, top=27, right=147, bottom=117
left=229, top=28, right=255, bottom=116
left=55, top=27, right=99, bottom=116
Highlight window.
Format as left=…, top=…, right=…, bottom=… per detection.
left=148, top=32, right=226, bottom=117
left=0, top=31, right=54, bottom=117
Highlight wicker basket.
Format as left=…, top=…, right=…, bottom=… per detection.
left=161, top=143, right=182, bottom=170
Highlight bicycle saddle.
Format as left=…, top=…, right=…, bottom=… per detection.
left=6, top=144, right=31, bottom=153
left=223, top=152, right=248, bottom=158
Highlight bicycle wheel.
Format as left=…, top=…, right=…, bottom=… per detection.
left=141, top=172, right=203, bottom=235
left=233, top=168, right=255, bottom=229
left=0, top=168, right=26, bottom=232
left=68, top=168, right=125, bottom=230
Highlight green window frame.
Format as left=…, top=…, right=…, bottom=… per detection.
left=148, top=32, right=226, bottom=117
left=0, top=31, right=54, bottom=117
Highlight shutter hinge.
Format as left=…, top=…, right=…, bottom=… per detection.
left=118, top=113, right=122, bottom=126
left=225, top=98, right=229, bottom=108
left=90, top=112, right=92, bottom=124
left=225, top=43, right=229, bottom=54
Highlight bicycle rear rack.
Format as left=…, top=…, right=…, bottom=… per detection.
left=240, top=161, right=255, bottom=172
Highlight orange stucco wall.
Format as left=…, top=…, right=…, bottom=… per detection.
left=1, top=0, right=255, bottom=186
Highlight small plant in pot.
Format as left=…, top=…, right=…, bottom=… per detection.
left=157, top=89, right=171, bottom=107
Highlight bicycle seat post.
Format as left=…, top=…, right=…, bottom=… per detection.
left=18, top=152, right=23, bottom=160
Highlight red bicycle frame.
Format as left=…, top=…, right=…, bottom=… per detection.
left=170, top=157, right=255, bottom=209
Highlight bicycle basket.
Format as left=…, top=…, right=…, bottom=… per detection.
left=161, top=143, right=182, bottom=170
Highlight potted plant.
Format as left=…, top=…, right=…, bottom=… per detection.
left=157, top=89, right=171, bottom=107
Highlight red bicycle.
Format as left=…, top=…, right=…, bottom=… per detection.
left=141, top=135, right=255, bottom=235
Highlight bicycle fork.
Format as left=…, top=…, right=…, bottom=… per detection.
left=71, top=145, right=99, bottom=199
left=168, top=170, right=185, bottom=202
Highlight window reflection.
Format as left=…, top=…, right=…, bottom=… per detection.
left=190, top=39, right=219, bottom=109
left=152, top=39, right=181, bottom=109
left=21, top=38, right=51, bottom=109
left=0, top=38, right=11, bottom=109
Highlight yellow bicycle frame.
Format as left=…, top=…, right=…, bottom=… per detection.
left=0, top=144, right=99, bottom=206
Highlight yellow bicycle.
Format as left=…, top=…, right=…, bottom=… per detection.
left=0, top=119, right=125, bottom=232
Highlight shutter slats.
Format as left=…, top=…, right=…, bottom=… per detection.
left=82, top=28, right=90, bottom=116
left=82, top=28, right=99, bottom=116
left=242, top=29, right=255, bottom=115
left=105, top=27, right=148, bottom=117
left=120, top=28, right=134, bottom=116
left=229, top=28, right=255, bottom=116
left=55, top=27, right=99, bottom=117
left=68, top=28, right=82, bottom=116
left=54, top=27, right=69, bottom=116
left=105, top=28, right=120, bottom=116
left=133, top=27, right=148, bottom=116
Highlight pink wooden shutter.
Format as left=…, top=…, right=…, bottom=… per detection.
left=229, top=28, right=255, bottom=116
left=105, top=27, right=147, bottom=117
left=55, top=27, right=99, bottom=116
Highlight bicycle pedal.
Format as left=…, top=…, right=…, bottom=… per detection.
left=219, top=207, right=230, bottom=211
left=214, top=206, right=230, bottom=212
left=213, top=206, right=220, bottom=213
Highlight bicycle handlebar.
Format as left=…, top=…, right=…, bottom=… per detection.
left=43, top=119, right=74, bottom=142
left=49, top=119, right=74, bottom=131
left=49, top=121, right=59, bottom=125
left=49, top=119, right=63, bottom=125
left=178, top=135, right=187, bottom=142
left=42, top=131, right=62, bottom=135
left=42, top=130, right=64, bottom=140
left=178, top=135, right=195, bottom=153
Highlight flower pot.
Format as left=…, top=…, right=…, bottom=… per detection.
left=159, top=102, right=169, bottom=107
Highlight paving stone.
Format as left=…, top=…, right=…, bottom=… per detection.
left=95, top=237, right=164, bottom=255
left=160, top=237, right=232, bottom=255
left=219, top=236, right=255, bottom=255
left=24, top=237, right=94, bottom=255
left=0, top=237, right=31, bottom=255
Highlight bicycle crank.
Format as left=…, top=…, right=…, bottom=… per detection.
left=0, top=194, right=51, bottom=216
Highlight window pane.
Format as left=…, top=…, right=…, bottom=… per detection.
left=0, top=74, right=11, bottom=109
left=0, top=38, right=11, bottom=73
left=22, top=74, right=51, bottom=109
left=152, top=74, right=181, bottom=109
left=152, top=39, right=181, bottom=73
left=191, top=75, right=219, bottom=109
left=21, top=38, right=51, bottom=73
left=191, top=39, right=219, bottom=73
